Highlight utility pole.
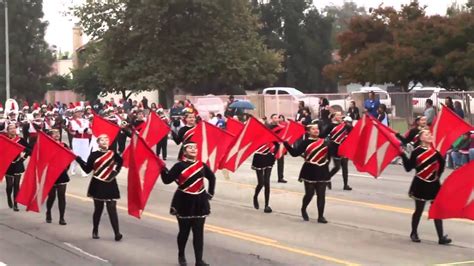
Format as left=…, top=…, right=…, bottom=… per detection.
left=4, top=0, right=10, bottom=99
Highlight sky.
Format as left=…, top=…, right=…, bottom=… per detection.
left=43, top=0, right=468, bottom=53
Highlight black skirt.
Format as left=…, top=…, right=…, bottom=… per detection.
left=170, top=190, right=210, bottom=218
left=299, top=162, right=330, bottom=183
left=409, top=177, right=440, bottom=201
left=328, top=142, right=341, bottom=158
left=251, top=153, right=275, bottom=170
left=55, top=170, right=70, bottom=184
left=87, top=178, right=120, bottom=200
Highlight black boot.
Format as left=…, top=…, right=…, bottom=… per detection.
left=410, top=232, right=421, bottom=243
left=13, top=203, right=19, bottom=212
left=264, top=206, right=272, bottom=213
left=301, top=208, right=309, bottom=221
left=438, top=235, right=452, bottom=245
left=46, top=211, right=52, bottom=223
left=178, top=256, right=187, bottom=266
left=92, top=228, right=100, bottom=239
left=115, top=233, right=123, bottom=241
left=278, top=178, right=287, bottom=183
left=196, top=260, right=210, bottom=266
left=343, top=185, right=352, bottom=191
left=317, top=217, right=328, bottom=224
left=253, top=195, right=259, bottom=210
left=7, top=196, right=13, bottom=209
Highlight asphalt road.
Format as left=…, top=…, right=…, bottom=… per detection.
left=0, top=140, right=473, bottom=266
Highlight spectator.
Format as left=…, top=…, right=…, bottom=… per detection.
left=300, top=109, right=312, bottom=126
left=224, top=95, right=236, bottom=117
left=377, top=104, right=390, bottom=126
left=423, top=99, right=436, bottom=126
left=216, top=114, right=225, bottom=128
left=450, top=133, right=471, bottom=168
left=295, top=101, right=305, bottom=121
left=141, top=96, right=149, bottom=110
left=347, top=101, right=360, bottom=121
left=445, top=97, right=455, bottom=111
left=318, top=98, right=331, bottom=125
left=454, top=101, right=464, bottom=118
left=208, top=112, right=218, bottom=125
left=364, top=91, right=380, bottom=117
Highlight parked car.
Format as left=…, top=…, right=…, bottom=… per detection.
left=330, top=87, right=392, bottom=113
left=261, top=87, right=320, bottom=119
left=411, top=87, right=474, bottom=115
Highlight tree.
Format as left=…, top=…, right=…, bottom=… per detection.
left=74, top=0, right=282, bottom=103
left=45, top=74, right=73, bottom=91
left=323, top=1, right=367, bottom=48
left=255, top=0, right=336, bottom=92
left=323, top=1, right=474, bottom=91
left=0, top=0, right=54, bottom=102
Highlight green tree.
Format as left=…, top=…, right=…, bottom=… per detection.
left=74, top=0, right=282, bottom=104
left=0, top=0, right=54, bottom=102
left=323, top=1, right=366, bottom=48
left=45, top=74, right=73, bottom=91
left=254, top=0, right=335, bottom=92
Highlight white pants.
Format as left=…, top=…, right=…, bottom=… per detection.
left=71, top=138, right=91, bottom=175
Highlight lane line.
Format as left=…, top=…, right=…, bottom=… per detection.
left=219, top=180, right=474, bottom=224
left=63, top=242, right=109, bottom=263
left=66, top=193, right=359, bottom=266
left=0, top=262, right=7, bottom=266
left=435, top=260, right=474, bottom=265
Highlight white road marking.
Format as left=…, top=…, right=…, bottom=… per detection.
left=0, top=262, right=7, bottom=266
left=63, top=242, right=109, bottom=263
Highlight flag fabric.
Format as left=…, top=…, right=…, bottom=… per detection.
left=273, top=120, right=305, bottom=160
left=220, top=116, right=281, bottom=172
left=191, top=121, right=235, bottom=172
left=225, top=117, right=244, bottom=136
left=431, top=105, right=473, bottom=156
left=0, top=135, right=25, bottom=182
left=16, top=132, right=76, bottom=212
left=91, top=112, right=121, bottom=143
left=123, top=112, right=170, bottom=167
left=429, top=161, right=474, bottom=220
left=340, top=115, right=401, bottom=178
left=127, top=133, right=164, bottom=218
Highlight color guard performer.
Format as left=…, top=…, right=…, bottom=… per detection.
left=251, top=137, right=279, bottom=214
left=161, top=141, right=215, bottom=266
left=4, top=123, right=30, bottom=211
left=400, top=129, right=452, bottom=245
left=75, top=134, right=124, bottom=241
left=268, top=114, right=287, bottom=183
left=69, top=106, right=92, bottom=177
left=156, top=108, right=169, bottom=160
left=45, top=129, right=71, bottom=225
left=172, top=112, right=197, bottom=160
left=284, top=120, right=333, bottom=223
left=323, top=112, right=353, bottom=190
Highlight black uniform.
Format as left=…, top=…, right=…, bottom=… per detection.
left=269, top=124, right=286, bottom=182
left=76, top=150, right=123, bottom=240
left=251, top=143, right=279, bottom=213
left=46, top=142, right=71, bottom=224
left=323, top=122, right=352, bottom=189
left=161, top=159, right=216, bottom=265
left=401, top=145, right=450, bottom=244
left=397, top=127, right=422, bottom=148
left=285, top=138, right=332, bottom=222
left=5, top=136, right=30, bottom=211
left=172, top=125, right=196, bottom=159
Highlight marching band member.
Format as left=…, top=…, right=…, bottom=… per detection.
left=75, top=134, right=123, bottom=241
left=26, top=110, right=45, bottom=146
left=69, top=106, right=92, bottom=177
left=161, top=141, right=215, bottom=266
left=172, top=112, right=197, bottom=160
left=4, top=123, right=30, bottom=211
left=251, top=126, right=279, bottom=214
left=323, top=112, right=353, bottom=191
left=116, top=106, right=128, bottom=154
left=156, top=108, right=169, bottom=160
left=45, top=129, right=71, bottom=225
left=400, top=129, right=452, bottom=245
left=284, top=120, right=333, bottom=223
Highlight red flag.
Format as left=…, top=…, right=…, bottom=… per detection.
left=0, top=135, right=25, bottom=182
left=339, top=114, right=371, bottom=160
left=431, top=105, right=473, bottom=156
left=16, top=132, right=76, bottom=212
left=340, top=115, right=401, bottom=178
left=274, top=120, right=305, bottom=159
left=225, top=117, right=244, bottom=136
left=191, top=121, right=235, bottom=172
left=123, top=112, right=170, bottom=167
left=127, top=133, right=164, bottom=218
left=91, top=112, right=121, bottom=143
left=429, top=161, right=474, bottom=220
left=220, top=117, right=281, bottom=172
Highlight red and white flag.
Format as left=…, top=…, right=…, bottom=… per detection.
left=225, top=117, right=244, bottom=136
left=340, top=115, right=401, bottom=178
left=0, top=135, right=25, bottom=182
left=431, top=105, right=473, bottom=156
left=128, top=133, right=164, bottom=218
left=429, top=161, right=474, bottom=220
left=16, top=132, right=76, bottom=212
left=273, top=120, right=305, bottom=160
left=220, top=117, right=281, bottom=172
left=123, top=112, right=170, bottom=167
left=91, top=112, right=121, bottom=143
left=191, top=121, right=235, bottom=172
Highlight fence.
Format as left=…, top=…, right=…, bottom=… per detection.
left=176, top=91, right=473, bottom=132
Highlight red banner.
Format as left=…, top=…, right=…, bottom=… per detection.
left=0, top=135, right=25, bottom=182
left=91, top=112, right=121, bottom=143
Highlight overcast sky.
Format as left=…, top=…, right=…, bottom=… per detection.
left=43, top=0, right=468, bottom=53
